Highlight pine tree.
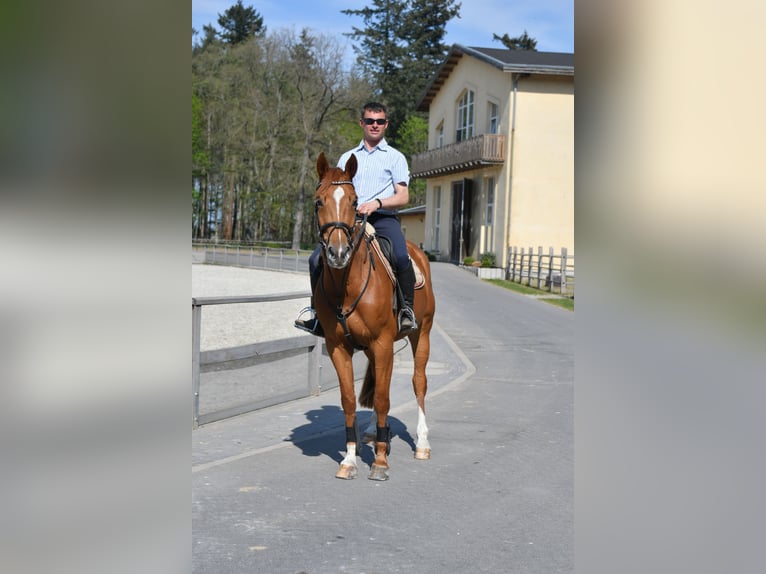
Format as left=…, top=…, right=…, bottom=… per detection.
left=492, top=30, right=537, bottom=51
left=217, top=1, right=266, bottom=45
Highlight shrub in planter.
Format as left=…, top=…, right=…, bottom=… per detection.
left=480, top=252, right=497, bottom=268
left=463, top=256, right=475, bottom=266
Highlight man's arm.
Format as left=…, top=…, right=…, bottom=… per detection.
left=357, top=182, right=409, bottom=215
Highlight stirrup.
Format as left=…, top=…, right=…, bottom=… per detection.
left=294, top=307, right=324, bottom=337
left=397, top=307, right=418, bottom=335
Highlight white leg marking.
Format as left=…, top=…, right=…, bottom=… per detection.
left=340, top=442, right=357, bottom=467
left=416, top=407, right=430, bottom=451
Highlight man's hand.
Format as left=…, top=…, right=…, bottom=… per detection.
left=357, top=200, right=381, bottom=216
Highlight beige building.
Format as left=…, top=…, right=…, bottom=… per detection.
left=399, top=205, right=426, bottom=248
left=412, top=45, right=574, bottom=267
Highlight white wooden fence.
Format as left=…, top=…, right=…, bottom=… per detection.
left=192, top=292, right=321, bottom=428
left=506, top=246, right=575, bottom=297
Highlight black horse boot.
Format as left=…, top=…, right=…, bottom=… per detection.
left=397, top=262, right=418, bottom=335
left=294, top=262, right=324, bottom=337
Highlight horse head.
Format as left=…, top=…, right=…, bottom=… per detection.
left=315, top=152, right=359, bottom=269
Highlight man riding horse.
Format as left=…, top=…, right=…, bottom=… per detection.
left=295, top=102, right=418, bottom=338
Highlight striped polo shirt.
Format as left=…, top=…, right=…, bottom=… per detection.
left=337, top=138, right=410, bottom=206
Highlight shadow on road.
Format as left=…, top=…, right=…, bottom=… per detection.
left=287, top=405, right=417, bottom=466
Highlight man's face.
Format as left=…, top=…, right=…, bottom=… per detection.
left=360, top=111, right=388, bottom=139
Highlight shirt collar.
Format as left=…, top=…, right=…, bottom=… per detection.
left=356, top=138, right=389, bottom=152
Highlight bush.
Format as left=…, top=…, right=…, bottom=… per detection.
left=480, top=252, right=497, bottom=268
left=462, top=256, right=475, bottom=266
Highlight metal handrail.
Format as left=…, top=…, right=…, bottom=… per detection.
left=192, top=291, right=319, bottom=429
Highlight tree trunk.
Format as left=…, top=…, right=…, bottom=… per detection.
left=291, top=140, right=311, bottom=250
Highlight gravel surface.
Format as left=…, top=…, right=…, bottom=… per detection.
left=192, top=264, right=311, bottom=351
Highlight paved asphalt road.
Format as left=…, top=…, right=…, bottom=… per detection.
left=192, top=262, right=573, bottom=574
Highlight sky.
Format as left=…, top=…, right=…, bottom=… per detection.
left=192, top=0, right=574, bottom=66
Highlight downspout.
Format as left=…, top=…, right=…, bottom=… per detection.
left=503, top=74, right=520, bottom=268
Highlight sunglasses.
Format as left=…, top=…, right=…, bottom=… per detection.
left=362, top=118, right=387, bottom=125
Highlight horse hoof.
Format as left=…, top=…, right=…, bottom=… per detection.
left=368, top=464, right=390, bottom=481
left=362, top=432, right=376, bottom=444
left=335, top=464, right=357, bottom=480
left=414, top=448, right=431, bottom=460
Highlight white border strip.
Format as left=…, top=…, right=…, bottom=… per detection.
left=192, top=321, right=475, bottom=474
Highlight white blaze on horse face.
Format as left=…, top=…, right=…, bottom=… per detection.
left=333, top=186, right=345, bottom=214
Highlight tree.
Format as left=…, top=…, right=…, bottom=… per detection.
left=192, top=23, right=367, bottom=244
left=343, top=0, right=461, bottom=144
left=288, top=29, right=350, bottom=250
left=395, top=115, right=429, bottom=205
left=217, top=1, right=266, bottom=45
left=492, top=30, right=537, bottom=51
left=192, top=24, right=220, bottom=54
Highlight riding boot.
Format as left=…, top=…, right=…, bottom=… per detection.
left=294, top=263, right=324, bottom=337
left=397, top=262, right=418, bottom=335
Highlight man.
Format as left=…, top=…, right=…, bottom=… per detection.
left=295, top=102, right=418, bottom=337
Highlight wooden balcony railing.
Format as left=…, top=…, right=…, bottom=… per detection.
left=411, top=134, right=506, bottom=178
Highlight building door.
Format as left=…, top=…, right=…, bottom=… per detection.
left=450, top=178, right=473, bottom=263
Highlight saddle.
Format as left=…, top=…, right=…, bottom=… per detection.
left=363, top=222, right=425, bottom=289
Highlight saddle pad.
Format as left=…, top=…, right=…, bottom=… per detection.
left=363, top=223, right=426, bottom=289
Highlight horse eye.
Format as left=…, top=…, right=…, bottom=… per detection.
left=315, top=200, right=324, bottom=209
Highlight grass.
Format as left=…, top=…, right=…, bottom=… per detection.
left=485, top=279, right=574, bottom=311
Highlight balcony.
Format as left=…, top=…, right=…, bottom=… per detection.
left=411, top=134, right=506, bottom=178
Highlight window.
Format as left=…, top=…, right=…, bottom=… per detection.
left=483, top=177, right=495, bottom=253
left=436, top=121, right=444, bottom=148
left=433, top=186, right=441, bottom=252
left=456, top=89, right=474, bottom=142
left=488, top=102, right=498, bottom=134
left=485, top=177, right=495, bottom=225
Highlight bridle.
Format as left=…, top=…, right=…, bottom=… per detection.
left=315, top=179, right=360, bottom=250
left=314, top=178, right=374, bottom=348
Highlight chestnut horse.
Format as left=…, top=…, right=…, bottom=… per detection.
left=312, top=152, right=436, bottom=481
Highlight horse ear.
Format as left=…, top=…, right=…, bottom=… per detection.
left=345, top=153, right=358, bottom=180
left=317, top=152, right=329, bottom=178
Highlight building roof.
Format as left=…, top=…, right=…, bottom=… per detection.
left=417, top=45, right=574, bottom=112
left=399, top=205, right=426, bottom=215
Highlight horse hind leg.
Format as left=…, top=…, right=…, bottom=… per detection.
left=368, top=425, right=392, bottom=481
left=362, top=408, right=377, bottom=444
left=409, top=328, right=432, bottom=460
left=360, top=359, right=378, bottom=444
left=414, top=405, right=431, bottom=460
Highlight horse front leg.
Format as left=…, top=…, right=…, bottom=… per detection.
left=336, top=417, right=360, bottom=479
left=328, top=344, right=359, bottom=480
left=368, top=343, right=394, bottom=481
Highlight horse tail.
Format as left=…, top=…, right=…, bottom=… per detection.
left=359, top=362, right=376, bottom=408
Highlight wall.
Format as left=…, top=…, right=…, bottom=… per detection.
left=423, top=55, right=574, bottom=265
left=400, top=210, right=426, bottom=247
left=507, top=76, right=574, bottom=256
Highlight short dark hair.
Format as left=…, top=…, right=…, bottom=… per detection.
left=362, top=102, right=387, bottom=118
